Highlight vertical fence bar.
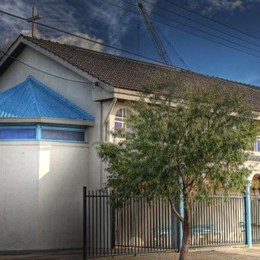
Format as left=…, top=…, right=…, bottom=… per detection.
left=138, top=196, right=141, bottom=253
left=222, top=196, right=226, bottom=244
left=149, top=201, right=152, bottom=250
left=95, top=191, right=98, bottom=255
left=106, top=191, right=109, bottom=255
left=144, top=197, right=146, bottom=249
left=158, top=197, right=161, bottom=250
left=102, top=191, right=105, bottom=255
left=91, top=191, right=94, bottom=257
left=90, top=191, right=93, bottom=257
left=245, top=182, right=252, bottom=247
left=99, top=192, right=102, bottom=256
left=216, top=195, right=221, bottom=245
left=127, top=198, right=130, bottom=254
left=83, top=187, right=87, bottom=260
left=229, top=198, right=233, bottom=244
left=251, top=195, right=254, bottom=243
left=111, top=193, right=115, bottom=255
left=162, top=200, right=166, bottom=249
left=170, top=201, right=174, bottom=250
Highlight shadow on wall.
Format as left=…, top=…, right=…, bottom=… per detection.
left=38, top=143, right=88, bottom=249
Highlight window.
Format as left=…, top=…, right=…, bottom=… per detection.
left=0, top=124, right=86, bottom=142
left=114, top=108, right=132, bottom=133
left=255, top=140, right=260, bottom=152
left=41, top=127, right=85, bottom=142
left=0, top=128, right=36, bottom=140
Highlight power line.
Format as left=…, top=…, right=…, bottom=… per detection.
left=0, top=49, right=93, bottom=84
left=96, top=0, right=260, bottom=60
left=0, top=9, right=172, bottom=68
left=137, top=22, right=140, bottom=59
left=141, top=0, right=260, bottom=48
left=103, top=0, right=188, bottom=67
left=156, top=26, right=190, bottom=70
left=102, top=0, right=260, bottom=59
left=151, top=10, right=260, bottom=54
left=138, top=2, right=173, bottom=65
left=163, top=0, right=260, bottom=41
left=2, top=3, right=260, bottom=71
left=121, top=0, right=260, bottom=55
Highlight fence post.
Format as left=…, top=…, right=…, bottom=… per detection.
left=83, top=186, right=87, bottom=260
left=176, top=177, right=184, bottom=251
left=111, top=206, right=115, bottom=249
left=245, top=181, right=252, bottom=247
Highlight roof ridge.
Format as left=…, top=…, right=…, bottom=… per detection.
left=27, top=76, right=41, bottom=117
left=187, top=70, right=260, bottom=91
left=28, top=76, right=95, bottom=121
left=21, top=35, right=182, bottom=72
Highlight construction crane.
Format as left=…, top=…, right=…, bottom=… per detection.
left=137, top=2, right=173, bottom=66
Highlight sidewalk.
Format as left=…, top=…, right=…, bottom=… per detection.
left=0, top=250, right=82, bottom=260
left=93, top=247, right=260, bottom=259
left=0, top=247, right=260, bottom=259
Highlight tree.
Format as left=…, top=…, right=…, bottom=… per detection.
left=98, top=75, right=257, bottom=260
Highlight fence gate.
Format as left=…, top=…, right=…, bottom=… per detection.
left=83, top=187, right=178, bottom=259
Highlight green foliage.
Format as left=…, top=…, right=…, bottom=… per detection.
left=98, top=76, right=258, bottom=207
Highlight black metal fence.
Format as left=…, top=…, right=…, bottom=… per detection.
left=83, top=188, right=178, bottom=259
left=190, top=194, right=245, bottom=247
left=83, top=188, right=260, bottom=259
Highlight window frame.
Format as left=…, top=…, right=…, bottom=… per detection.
left=114, top=108, right=132, bottom=132
left=111, top=106, right=133, bottom=142
left=0, top=123, right=87, bottom=143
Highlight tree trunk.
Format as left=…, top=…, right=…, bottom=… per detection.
left=178, top=202, right=190, bottom=260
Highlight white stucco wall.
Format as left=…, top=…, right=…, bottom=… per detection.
left=0, top=142, right=39, bottom=250
left=0, top=141, right=89, bottom=250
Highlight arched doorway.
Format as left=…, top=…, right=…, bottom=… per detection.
left=251, top=174, right=260, bottom=194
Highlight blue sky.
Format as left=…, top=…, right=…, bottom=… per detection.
left=1, top=0, right=260, bottom=86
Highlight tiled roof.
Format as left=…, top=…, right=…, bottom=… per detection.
left=15, top=36, right=260, bottom=112
left=0, top=75, right=94, bottom=121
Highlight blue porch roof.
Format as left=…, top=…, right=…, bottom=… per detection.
left=0, top=76, right=94, bottom=122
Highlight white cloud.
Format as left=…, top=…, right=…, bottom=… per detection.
left=21, top=29, right=31, bottom=36
left=49, top=33, right=104, bottom=52
left=37, top=0, right=81, bottom=34
left=0, top=0, right=31, bottom=42
left=87, top=1, right=135, bottom=48
left=240, top=71, right=260, bottom=86
left=85, top=0, right=158, bottom=54
left=0, top=0, right=157, bottom=54
left=0, top=0, right=106, bottom=51
left=204, top=0, right=244, bottom=13
left=183, top=0, right=260, bottom=14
